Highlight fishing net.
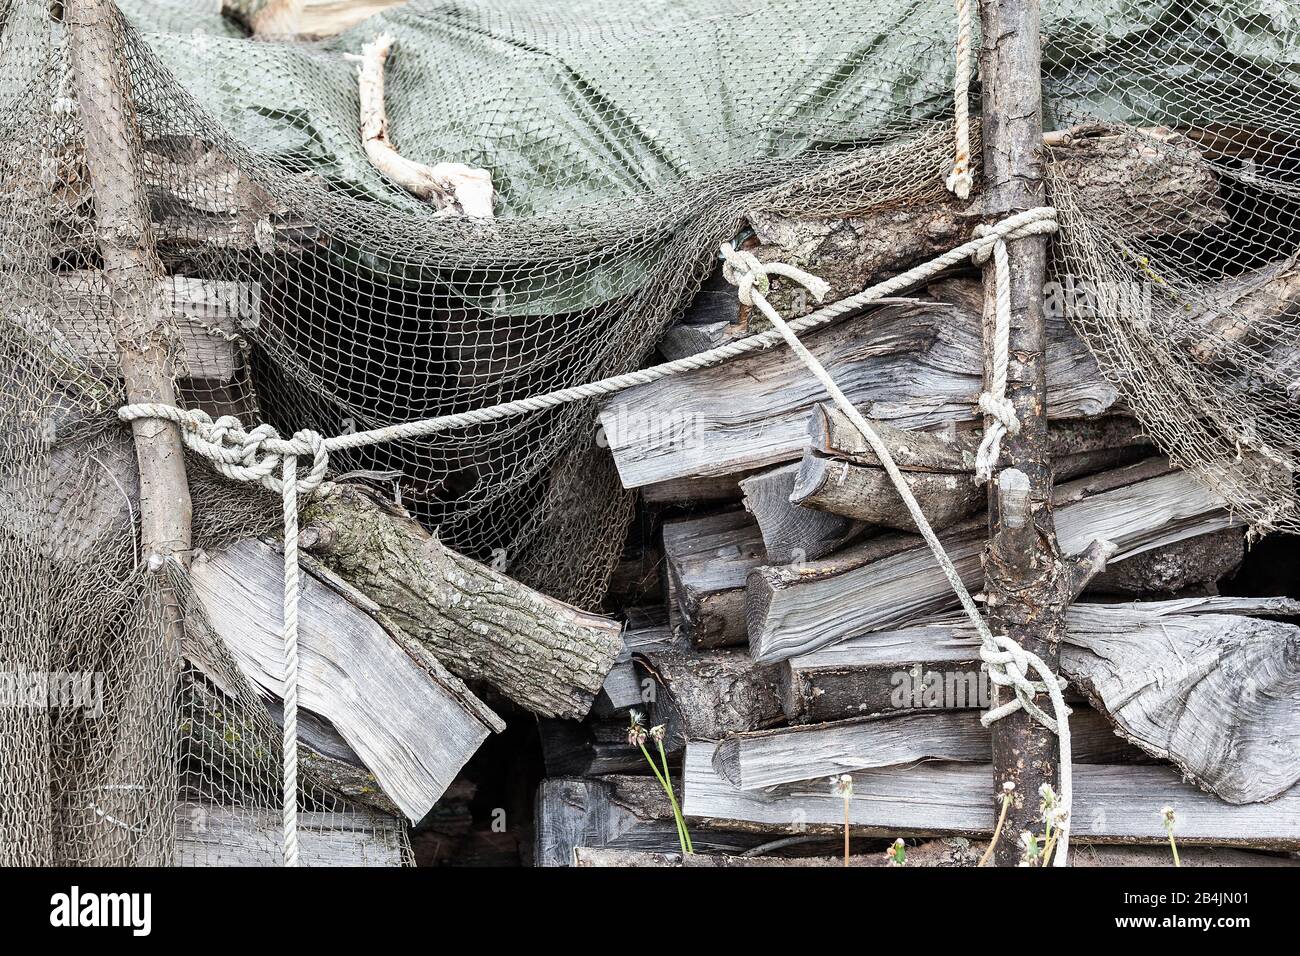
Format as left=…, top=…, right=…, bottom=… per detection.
left=1, top=0, right=1297, bottom=865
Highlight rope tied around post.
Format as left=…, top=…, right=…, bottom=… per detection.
left=120, top=207, right=1067, bottom=866
left=970, top=214, right=1059, bottom=480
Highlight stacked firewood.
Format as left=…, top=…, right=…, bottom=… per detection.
left=534, top=127, right=1300, bottom=867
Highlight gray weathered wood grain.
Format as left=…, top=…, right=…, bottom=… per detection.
left=176, top=803, right=405, bottom=867
left=636, top=647, right=784, bottom=751
left=682, top=747, right=1300, bottom=846
left=712, top=708, right=1149, bottom=791
left=600, top=287, right=1116, bottom=488
left=749, top=460, right=1238, bottom=663
left=189, top=539, right=502, bottom=822
left=534, top=777, right=766, bottom=867
left=662, top=509, right=766, bottom=648
left=740, top=462, right=867, bottom=563
left=1064, top=600, right=1300, bottom=803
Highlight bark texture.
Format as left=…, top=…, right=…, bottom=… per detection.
left=300, top=485, right=623, bottom=719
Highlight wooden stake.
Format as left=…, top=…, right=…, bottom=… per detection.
left=68, top=0, right=192, bottom=569
left=976, top=0, right=1069, bottom=865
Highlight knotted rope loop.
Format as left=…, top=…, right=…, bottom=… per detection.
left=969, top=213, right=1059, bottom=480
left=120, top=404, right=330, bottom=497
left=979, top=633, right=1069, bottom=732
left=719, top=244, right=831, bottom=308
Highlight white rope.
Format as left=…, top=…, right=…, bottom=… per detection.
left=973, top=230, right=1015, bottom=479
left=120, top=207, right=1063, bottom=865
left=946, top=0, right=974, bottom=199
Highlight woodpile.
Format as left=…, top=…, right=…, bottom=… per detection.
left=534, top=126, right=1300, bottom=866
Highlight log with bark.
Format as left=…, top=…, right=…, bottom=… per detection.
left=299, top=484, right=624, bottom=719
left=681, top=747, right=1300, bottom=847
left=188, top=538, right=505, bottom=822
left=748, top=125, right=1225, bottom=316
left=748, top=458, right=1238, bottom=663
left=599, top=286, right=1117, bottom=489
left=793, top=406, right=1154, bottom=532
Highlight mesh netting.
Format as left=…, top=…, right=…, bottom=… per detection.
left=1, top=0, right=1298, bottom=864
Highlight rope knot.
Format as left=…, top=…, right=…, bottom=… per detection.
left=718, top=243, right=831, bottom=309
left=978, top=392, right=1020, bottom=435
left=979, top=633, right=1070, bottom=734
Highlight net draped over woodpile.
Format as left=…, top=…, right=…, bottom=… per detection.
left=1, top=0, right=1299, bottom=864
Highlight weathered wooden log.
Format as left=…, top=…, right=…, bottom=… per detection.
left=739, top=463, right=867, bottom=563
left=188, top=539, right=504, bottom=822
left=793, top=408, right=1153, bottom=532
left=18, top=274, right=257, bottom=383
left=176, top=803, right=406, bottom=866
left=712, top=708, right=1150, bottom=791
left=682, top=747, right=1300, bottom=847
left=1065, top=598, right=1300, bottom=804
left=749, top=459, right=1238, bottom=663
left=792, top=459, right=983, bottom=533
left=1184, top=252, right=1300, bottom=364
left=224, top=0, right=410, bottom=37
left=574, top=842, right=1297, bottom=867
left=661, top=509, right=765, bottom=648
left=749, top=127, right=1225, bottom=315
left=1085, top=526, right=1245, bottom=595
left=534, top=777, right=767, bottom=867
left=596, top=620, right=676, bottom=714
left=639, top=473, right=751, bottom=505
left=774, top=596, right=1300, bottom=804
left=299, top=484, right=624, bottom=719
left=636, top=647, right=784, bottom=751
left=599, top=287, right=1116, bottom=489
left=183, top=672, right=404, bottom=818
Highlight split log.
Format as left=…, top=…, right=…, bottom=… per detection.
left=748, top=458, right=1238, bottom=663
left=661, top=509, right=765, bottom=648
left=635, top=647, right=784, bottom=752
left=299, top=484, right=624, bottom=719
left=574, top=842, right=1297, bottom=867
left=1085, top=526, right=1245, bottom=595
left=183, top=673, right=403, bottom=819
left=599, top=288, right=1116, bottom=489
left=681, top=747, right=1300, bottom=847
left=739, top=463, right=867, bottom=563
left=1065, top=599, right=1300, bottom=803
left=748, top=126, right=1225, bottom=315
left=792, top=460, right=982, bottom=533
left=1184, top=253, right=1300, bottom=364
left=357, top=34, right=495, bottom=217
left=794, top=408, right=1154, bottom=532
left=712, top=708, right=1150, bottom=792
left=534, top=777, right=767, bottom=867
left=176, top=803, right=406, bottom=867
left=779, top=595, right=1298, bottom=725
left=639, top=473, right=751, bottom=506
left=188, top=538, right=504, bottom=822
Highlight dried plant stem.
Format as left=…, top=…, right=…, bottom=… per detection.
left=979, top=792, right=1013, bottom=867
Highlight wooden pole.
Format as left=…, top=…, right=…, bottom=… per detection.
left=67, top=0, right=194, bottom=862
left=976, top=0, right=1066, bottom=865
left=67, top=0, right=192, bottom=567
